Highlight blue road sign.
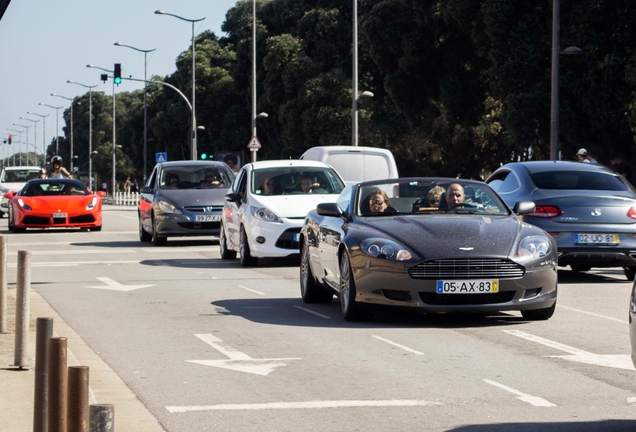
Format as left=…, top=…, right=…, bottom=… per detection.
left=156, top=152, right=167, bottom=163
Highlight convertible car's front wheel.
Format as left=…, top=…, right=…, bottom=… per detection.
left=339, top=250, right=371, bottom=321
left=521, top=301, right=556, bottom=321
left=300, top=240, right=332, bottom=303
left=219, top=223, right=237, bottom=260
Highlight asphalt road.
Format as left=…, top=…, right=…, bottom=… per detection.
left=4, top=208, right=636, bottom=432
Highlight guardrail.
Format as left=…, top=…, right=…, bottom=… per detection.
left=104, top=192, right=140, bottom=206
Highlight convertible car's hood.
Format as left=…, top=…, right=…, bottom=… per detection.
left=21, top=196, right=96, bottom=211
left=360, top=215, right=521, bottom=259
left=159, top=188, right=229, bottom=207
left=250, top=194, right=339, bottom=218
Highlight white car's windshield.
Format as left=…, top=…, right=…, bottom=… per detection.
left=251, top=167, right=345, bottom=196
left=1, top=169, right=42, bottom=183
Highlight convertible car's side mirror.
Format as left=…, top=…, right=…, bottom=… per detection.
left=513, top=201, right=535, bottom=215
left=316, top=203, right=344, bottom=218
left=3, top=191, right=16, bottom=200
left=225, top=192, right=242, bottom=203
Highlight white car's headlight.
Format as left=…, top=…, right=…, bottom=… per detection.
left=17, top=198, right=32, bottom=211
left=156, top=200, right=182, bottom=214
left=360, top=238, right=412, bottom=261
left=250, top=206, right=282, bottom=223
left=86, top=197, right=98, bottom=210
left=518, top=235, right=551, bottom=258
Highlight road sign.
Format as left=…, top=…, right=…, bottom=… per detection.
left=247, top=136, right=261, bottom=149
left=156, top=152, right=167, bottom=163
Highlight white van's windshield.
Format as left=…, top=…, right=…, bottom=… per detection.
left=1, top=169, right=42, bottom=183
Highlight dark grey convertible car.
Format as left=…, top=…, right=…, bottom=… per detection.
left=486, top=161, right=636, bottom=280
left=299, top=178, right=558, bottom=321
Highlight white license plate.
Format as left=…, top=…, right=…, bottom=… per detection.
left=195, top=215, right=220, bottom=222
left=52, top=213, right=67, bottom=218
left=436, top=279, right=499, bottom=294
left=574, top=233, right=619, bottom=245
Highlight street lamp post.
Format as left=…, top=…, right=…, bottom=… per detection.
left=67, top=81, right=97, bottom=190
left=19, top=117, right=40, bottom=166
left=38, top=103, right=63, bottom=155
left=26, top=112, right=49, bottom=165
left=114, top=42, right=156, bottom=182
left=51, top=94, right=75, bottom=173
left=155, top=9, right=205, bottom=161
left=12, top=124, right=31, bottom=165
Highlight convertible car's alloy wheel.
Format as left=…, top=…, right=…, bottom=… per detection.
left=239, top=226, right=257, bottom=267
left=219, top=223, right=236, bottom=260
left=300, top=240, right=332, bottom=303
left=339, top=250, right=370, bottom=321
left=139, top=216, right=151, bottom=242
left=152, top=217, right=167, bottom=246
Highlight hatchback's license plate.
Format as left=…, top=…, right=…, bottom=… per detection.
left=436, top=279, right=499, bottom=294
left=52, top=213, right=67, bottom=218
left=574, top=233, right=619, bottom=245
left=195, top=215, right=220, bottom=222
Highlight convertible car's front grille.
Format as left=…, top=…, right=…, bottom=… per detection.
left=23, top=216, right=49, bottom=225
left=418, top=291, right=515, bottom=305
left=70, top=215, right=95, bottom=223
left=408, top=258, right=525, bottom=279
left=184, top=205, right=223, bottom=213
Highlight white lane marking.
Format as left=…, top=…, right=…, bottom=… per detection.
left=558, top=305, right=626, bottom=324
left=504, top=329, right=635, bottom=370
left=189, top=334, right=300, bottom=376
left=85, top=277, right=155, bottom=291
left=238, top=285, right=265, bottom=295
left=294, top=306, right=331, bottom=319
left=627, top=397, right=636, bottom=406
left=9, top=249, right=135, bottom=256
left=166, top=399, right=443, bottom=413
left=483, top=379, right=555, bottom=407
left=8, top=260, right=140, bottom=268
left=372, top=336, right=425, bottom=355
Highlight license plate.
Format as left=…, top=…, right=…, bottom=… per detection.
left=436, top=279, right=499, bottom=294
left=574, top=233, right=619, bottom=245
left=52, top=213, right=67, bottom=218
left=195, top=215, right=220, bottom=222
left=293, top=233, right=300, bottom=242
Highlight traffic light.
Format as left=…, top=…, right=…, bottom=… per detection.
left=8, top=135, right=11, bottom=144
left=200, top=152, right=208, bottom=160
left=101, top=74, right=108, bottom=83
left=114, top=63, right=122, bottom=85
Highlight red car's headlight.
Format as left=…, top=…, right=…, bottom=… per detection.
left=17, top=198, right=32, bottom=211
left=86, top=197, right=98, bottom=211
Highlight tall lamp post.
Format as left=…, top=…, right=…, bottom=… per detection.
left=250, top=0, right=269, bottom=163
left=114, top=42, right=156, bottom=182
left=19, top=117, right=40, bottom=166
left=550, top=0, right=583, bottom=161
left=38, top=103, right=63, bottom=155
left=12, top=124, right=32, bottom=165
left=7, top=129, right=22, bottom=165
left=87, top=64, right=118, bottom=197
left=26, top=112, right=49, bottom=164
left=67, top=81, right=97, bottom=190
left=155, top=9, right=205, bottom=161
left=351, top=0, right=374, bottom=147
left=50, top=94, right=75, bottom=172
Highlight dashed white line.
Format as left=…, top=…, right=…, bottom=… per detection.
left=558, top=305, right=626, bottom=323
left=8, top=260, right=140, bottom=268
left=293, top=306, right=331, bottom=319
left=166, top=399, right=443, bottom=413
left=238, top=285, right=266, bottom=295
left=372, top=336, right=424, bottom=355
left=483, top=379, right=555, bottom=407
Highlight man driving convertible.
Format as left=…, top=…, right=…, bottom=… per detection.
left=445, top=183, right=465, bottom=208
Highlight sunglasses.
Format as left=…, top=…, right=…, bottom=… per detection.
left=370, top=199, right=385, bottom=205
left=429, top=198, right=440, bottom=204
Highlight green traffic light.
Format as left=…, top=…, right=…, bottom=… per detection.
left=200, top=153, right=208, bottom=160
left=114, top=77, right=122, bottom=85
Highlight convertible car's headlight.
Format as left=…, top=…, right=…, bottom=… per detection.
left=360, top=238, right=413, bottom=261
left=156, top=200, right=182, bottom=214
left=17, top=198, right=32, bottom=211
left=518, top=235, right=550, bottom=258
left=86, top=197, right=98, bottom=210
left=250, top=206, right=282, bottom=223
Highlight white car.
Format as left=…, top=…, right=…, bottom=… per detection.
left=220, top=160, right=346, bottom=266
left=0, top=166, right=44, bottom=218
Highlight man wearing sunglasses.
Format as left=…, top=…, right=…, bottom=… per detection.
left=200, top=169, right=222, bottom=188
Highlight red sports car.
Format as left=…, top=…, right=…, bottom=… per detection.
left=4, top=178, right=107, bottom=232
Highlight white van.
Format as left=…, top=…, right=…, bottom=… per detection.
left=299, top=146, right=398, bottom=184
left=0, top=166, right=44, bottom=217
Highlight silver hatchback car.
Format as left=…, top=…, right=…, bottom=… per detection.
left=487, top=161, right=636, bottom=279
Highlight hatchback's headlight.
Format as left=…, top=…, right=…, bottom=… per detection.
left=251, top=206, right=282, bottom=223
left=17, top=198, right=32, bottom=211
left=156, top=200, right=182, bottom=214
left=360, top=238, right=412, bottom=261
left=86, top=197, right=98, bottom=210
left=518, top=235, right=550, bottom=258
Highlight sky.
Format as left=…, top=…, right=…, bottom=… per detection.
left=0, top=0, right=239, bottom=160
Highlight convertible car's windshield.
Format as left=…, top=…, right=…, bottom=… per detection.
left=355, top=179, right=509, bottom=216
left=22, top=180, right=89, bottom=196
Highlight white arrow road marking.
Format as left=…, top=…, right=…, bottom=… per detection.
left=483, top=379, right=555, bottom=407
left=166, top=399, right=443, bottom=413
left=85, top=277, right=155, bottom=292
left=504, top=329, right=635, bottom=370
left=188, top=334, right=300, bottom=376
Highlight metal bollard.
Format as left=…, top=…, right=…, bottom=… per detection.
left=48, top=337, right=68, bottom=432
left=33, top=317, right=53, bottom=432
left=68, top=366, right=89, bottom=432
left=89, top=404, right=114, bottom=432
left=14, top=250, right=31, bottom=368
left=0, top=235, right=7, bottom=333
